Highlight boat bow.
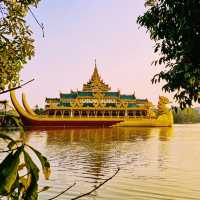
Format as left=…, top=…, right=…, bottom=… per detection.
left=22, top=93, right=36, bottom=116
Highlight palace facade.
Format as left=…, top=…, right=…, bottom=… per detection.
left=44, top=62, right=153, bottom=118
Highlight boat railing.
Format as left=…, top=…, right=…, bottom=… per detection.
left=35, top=114, right=152, bottom=120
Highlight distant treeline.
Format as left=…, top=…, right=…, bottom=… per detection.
left=172, top=108, right=200, bottom=124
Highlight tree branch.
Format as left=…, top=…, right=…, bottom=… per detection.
left=0, top=79, right=35, bottom=94
left=48, top=182, right=76, bottom=200
left=71, top=168, right=120, bottom=200
left=28, top=7, right=45, bottom=37
left=0, top=145, right=20, bottom=153
left=0, top=148, right=18, bottom=153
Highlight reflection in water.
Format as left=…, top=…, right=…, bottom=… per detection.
left=45, top=127, right=153, bottom=185
left=24, top=127, right=174, bottom=199
left=159, top=127, right=173, bottom=141
left=25, top=127, right=154, bottom=184
left=4, top=125, right=200, bottom=199
left=44, top=127, right=153, bottom=144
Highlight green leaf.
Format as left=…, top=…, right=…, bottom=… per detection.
left=137, top=0, right=200, bottom=108
left=0, top=146, right=23, bottom=195
left=0, top=0, right=41, bottom=93
left=23, top=150, right=39, bottom=200
left=27, top=145, right=51, bottom=180
left=10, top=173, right=20, bottom=198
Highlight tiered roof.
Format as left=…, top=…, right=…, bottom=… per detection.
left=82, top=61, right=111, bottom=92
left=45, top=61, right=146, bottom=104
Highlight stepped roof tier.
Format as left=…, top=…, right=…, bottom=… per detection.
left=58, top=91, right=136, bottom=100
left=82, top=60, right=111, bottom=92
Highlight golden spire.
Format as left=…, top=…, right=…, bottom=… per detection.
left=82, top=60, right=111, bottom=92
left=91, top=59, right=101, bottom=83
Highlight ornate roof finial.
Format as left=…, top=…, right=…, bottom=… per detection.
left=92, top=59, right=100, bottom=81
left=94, top=59, right=98, bottom=75
left=82, top=61, right=111, bottom=92
left=94, top=58, right=97, bottom=67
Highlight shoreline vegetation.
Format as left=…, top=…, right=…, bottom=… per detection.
left=172, top=108, right=200, bottom=124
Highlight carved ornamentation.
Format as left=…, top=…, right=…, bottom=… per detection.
left=144, top=101, right=156, bottom=118
left=158, top=96, right=170, bottom=115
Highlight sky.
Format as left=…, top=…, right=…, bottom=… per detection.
left=4, top=0, right=172, bottom=107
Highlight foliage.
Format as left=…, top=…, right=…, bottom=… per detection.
left=137, top=0, right=200, bottom=108
left=1, top=114, right=23, bottom=128
left=34, top=105, right=44, bottom=115
left=0, top=133, right=51, bottom=199
left=172, top=108, right=200, bottom=124
left=0, top=0, right=41, bottom=91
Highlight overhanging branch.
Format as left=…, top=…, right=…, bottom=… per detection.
left=48, top=182, right=76, bottom=200
left=71, top=168, right=120, bottom=200
left=0, top=79, right=35, bottom=95
left=28, top=7, right=45, bottom=37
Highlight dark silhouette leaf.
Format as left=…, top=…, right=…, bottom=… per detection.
left=0, top=146, right=23, bottom=195
left=23, top=151, right=39, bottom=200
left=27, top=145, right=51, bottom=180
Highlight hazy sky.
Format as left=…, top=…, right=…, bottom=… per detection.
left=5, top=0, right=171, bottom=107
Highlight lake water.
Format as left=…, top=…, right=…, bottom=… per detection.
left=1, top=124, right=200, bottom=199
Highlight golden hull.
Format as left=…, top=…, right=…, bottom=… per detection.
left=10, top=91, right=173, bottom=127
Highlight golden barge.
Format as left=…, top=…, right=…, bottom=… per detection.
left=10, top=62, right=173, bottom=127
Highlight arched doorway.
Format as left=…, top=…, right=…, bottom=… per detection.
left=89, top=111, right=95, bottom=117
left=82, top=111, right=87, bottom=117
left=63, top=110, right=70, bottom=117
left=104, top=111, right=110, bottom=117
left=136, top=111, right=141, bottom=117
left=48, top=110, right=55, bottom=116
left=119, top=111, right=125, bottom=117
left=74, top=110, right=80, bottom=117
left=112, top=111, right=117, bottom=117
left=128, top=111, right=134, bottom=117
left=97, top=111, right=103, bottom=117
left=56, top=110, right=62, bottom=117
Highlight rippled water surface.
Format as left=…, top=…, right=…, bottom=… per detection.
left=1, top=124, right=200, bottom=199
